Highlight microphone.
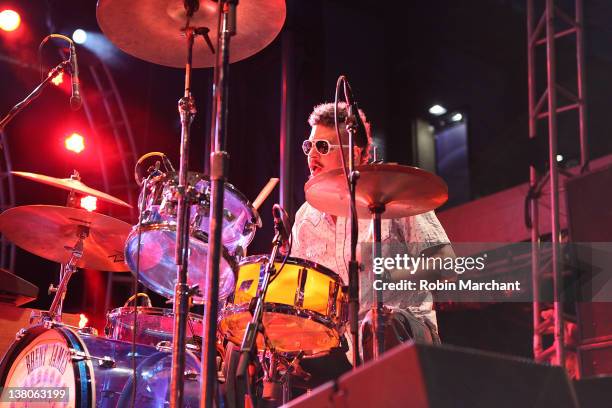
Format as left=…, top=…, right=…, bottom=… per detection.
left=342, top=79, right=367, bottom=144
left=69, top=42, right=82, bottom=110
left=272, top=204, right=290, bottom=251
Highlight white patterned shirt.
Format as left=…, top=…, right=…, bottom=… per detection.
left=290, top=201, right=450, bottom=329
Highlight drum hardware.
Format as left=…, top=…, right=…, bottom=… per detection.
left=305, top=162, right=448, bottom=360
left=70, top=349, right=117, bottom=368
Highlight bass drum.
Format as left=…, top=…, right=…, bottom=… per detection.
left=0, top=325, right=201, bottom=407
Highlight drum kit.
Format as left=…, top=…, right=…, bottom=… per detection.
left=0, top=0, right=449, bottom=407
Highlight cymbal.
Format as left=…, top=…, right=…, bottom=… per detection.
left=96, top=0, right=286, bottom=68
left=304, top=164, right=448, bottom=219
left=12, top=171, right=132, bottom=208
left=0, top=205, right=131, bottom=272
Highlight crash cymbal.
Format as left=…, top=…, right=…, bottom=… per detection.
left=96, top=0, right=286, bottom=68
left=12, top=171, right=132, bottom=208
left=0, top=205, right=131, bottom=272
left=304, top=164, right=448, bottom=219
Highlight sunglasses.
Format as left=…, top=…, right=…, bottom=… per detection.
left=302, top=139, right=350, bottom=156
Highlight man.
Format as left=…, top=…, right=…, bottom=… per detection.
left=291, top=102, right=455, bottom=364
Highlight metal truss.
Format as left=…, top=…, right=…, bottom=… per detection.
left=527, top=0, right=588, bottom=369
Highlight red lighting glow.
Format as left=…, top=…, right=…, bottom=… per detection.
left=80, top=196, right=97, bottom=212
left=65, top=133, right=85, bottom=153
left=0, top=9, right=20, bottom=32
left=50, top=71, right=63, bottom=86
left=78, top=313, right=89, bottom=329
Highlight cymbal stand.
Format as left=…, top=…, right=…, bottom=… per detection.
left=369, top=204, right=386, bottom=359
left=169, top=25, right=200, bottom=408
left=202, top=1, right=237, bottom=407
left=44, top=228, right=86, bottom=323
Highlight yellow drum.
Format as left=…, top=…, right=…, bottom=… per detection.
left=219, top=256, right=346, bottom=356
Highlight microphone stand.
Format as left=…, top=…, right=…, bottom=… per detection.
left=0, top=60, right=70, bottom=132
left=236, top=229, right=283, bottom=407
left=345, top=102, right=362, bottom=368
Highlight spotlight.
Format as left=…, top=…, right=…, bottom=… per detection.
left=0, top=9, right=20, bottom=32
left=80, top=196, right=97, bottom=212
left=50, top=71, right=64, bottom=86
left=451, top=113, right=463, bottom=122
left=429, top=104, right=447, bottom=116
left=78, top=313, right=89, bottom=329
left=72, top=29, right=87, bottom=44
left=556, top=154, right=563, bottom=162
left=65, top=133, right=85, bottom=153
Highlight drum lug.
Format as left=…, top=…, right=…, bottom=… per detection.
left=78, top=327, right=99, bottom=336
left=15, top=328, right=27, bottom=341
left=156, top=341, right=172, bottom=352
left=98, top=356, right=116, bottom=369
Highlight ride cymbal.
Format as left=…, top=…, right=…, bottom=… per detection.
left=96, top=0, right=286, bottom=68
left=305, top=164, right=448, bottom=219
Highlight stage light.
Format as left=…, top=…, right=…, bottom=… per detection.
left=72, top=29, right=87, bottom=44
left=50, top=71, right=64, bottom=86
left=65, top=133, right=85, bottom=153
left=429, top=104, right=447, bottom=116
left=0, top=9, right=20, bottom=32
left=451, top=113, right=463, bottom=122
left=80, top=196, right=97, bottom=212
left=78, top=313, right=89, bottom=329
left=556, top=154, right=563, bottom=162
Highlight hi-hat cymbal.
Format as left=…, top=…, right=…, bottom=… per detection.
left=0, top=205, right=131, bottom=272
left=304, top=164, right=448, bottom=219
left=12, top=171, right=132, bottom=208
left=96, top=0, right=286, bottom=68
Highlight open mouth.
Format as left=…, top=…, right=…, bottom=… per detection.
left=309, top=163, right=323, bottom=176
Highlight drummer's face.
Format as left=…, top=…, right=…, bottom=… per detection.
left=307, top=125, right=364, bottom=178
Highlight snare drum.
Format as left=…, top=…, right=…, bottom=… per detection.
left=0, top=325, right=202, bottom=407
left=105, top=307, right=203, bottom=350
left=124, top=172, right=260, bottom=303
left=219, top=256, right=347, bottom=356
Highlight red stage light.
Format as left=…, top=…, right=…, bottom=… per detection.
left=0, top=9, right=20, bottom=32
left=80, top=196, right=97, bottom=212
left=65, top=132, right=85, bottom=153
left=50, top=71, right=63, bottom=86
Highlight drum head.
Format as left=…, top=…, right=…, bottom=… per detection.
left=124, top=229, right=235, bottom=304
left=0, top=325, right=92, bottom=407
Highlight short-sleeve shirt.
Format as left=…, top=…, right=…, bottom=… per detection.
left=290, top=201, right=450, bottom=328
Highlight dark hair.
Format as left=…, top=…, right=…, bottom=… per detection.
left=308, top=102, right=372, bottom=161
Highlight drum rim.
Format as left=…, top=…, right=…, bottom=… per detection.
left=0, top=324, right=94, bottom=407
left=107, top=306, right=204, bottom=323
left=219, top=303, right=342, bottom=354
left=124, top=228, right=238, bottom=303
left=153, top=171, right=262, bottom=228
left=220, top=302, right=344, bottom=332
left=238, top=255, right=343, bottom=282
